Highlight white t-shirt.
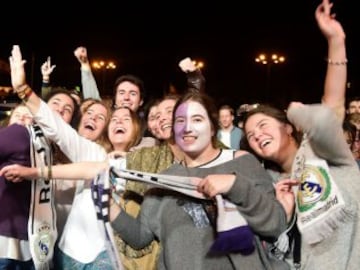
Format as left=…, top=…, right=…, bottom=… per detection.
left=219, top=130, right=231, bottom=148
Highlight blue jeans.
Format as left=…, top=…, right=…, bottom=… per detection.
left=54, top=246, right=113, bottom=270
left=0, top=258, right=35, bottom=270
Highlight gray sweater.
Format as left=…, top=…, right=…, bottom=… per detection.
left=287, top=104, right=360, bottom=270
left=112, top=154, right=288, bottom=270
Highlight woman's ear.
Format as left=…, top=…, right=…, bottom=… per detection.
left=285, top=123, right=294, bottom=136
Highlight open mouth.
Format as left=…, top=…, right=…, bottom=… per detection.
left=84, top=123, right=95, bottom=131
left=114, top=127, right=126, bottom=134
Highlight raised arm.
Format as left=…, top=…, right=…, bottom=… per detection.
left=40, top=56, right=56, bottom=99
left=10, top=45, right=42, bottom=114
left=178, top=57, right=205, bottom=93
left=317, top=0, right=347, bottom=121
left=74, top=46, right=101, bottom=100
left=287, top=102, right=353, bottom=166
left=10, top=45, right=107, bottom=162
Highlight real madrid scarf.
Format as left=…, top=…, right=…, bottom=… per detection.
left=292, top=133, right=349, bottom=245
left=109, top=166, right=255, bottom=255
left=27, top=124, right=57, bottom=269
left=92, top=168, right=124, bottom=270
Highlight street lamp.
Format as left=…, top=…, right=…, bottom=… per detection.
left=92, top=60, right=116, bottom=92
left=255, top=53, right=285, bottom=65
left=255, top=53, right=286, bottom=91
left=192, top=60, right=204, bottom=70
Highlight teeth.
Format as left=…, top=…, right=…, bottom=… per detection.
left=115, top=127, right=125, bottom=133
left=183, top=136, right=195, bottom=141
left=85, top=124, right=95, bottom=131
left=260, top=140, right=271, bottom=148
left=161, top=124, right=171, bottom=130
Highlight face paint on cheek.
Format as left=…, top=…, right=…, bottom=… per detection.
left=187, top=102, right=212, bottom=139
left=174, top=102, right=189, bottom=146
left=188, top=102, right=213, bottom=153
left=175, top=101, right=213, bottom=154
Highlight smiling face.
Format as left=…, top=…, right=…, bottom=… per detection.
left=47, top=93, right=75, bottom=124
left=155, top=98, right=177, bottom=140
left=174, top=100, right=214, bottom=158
left=78, top=103, right=109, bottom=141
left=244, top=112, right=293, bottom=164
left=219, top=108, right=234, bottom=129
left=147, top=104, right=159, bottom=138
left=108, top=107, right=137, bottom=151
left=348, top=100, right=360, bottom=114
left=9, top=105, right=33, bottom=126
left=115, top=81, right=143, bottom=112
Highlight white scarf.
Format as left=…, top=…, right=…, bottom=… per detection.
left=92, top=168, right=124, bottom=270
left=27, top=124, right=57, bottom=270
left=292, top=134, right=349, bottom=244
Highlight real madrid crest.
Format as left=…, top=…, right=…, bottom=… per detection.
left=34, top=222, right=53, bottom=262
left=297, top=164, right=331, bottom=212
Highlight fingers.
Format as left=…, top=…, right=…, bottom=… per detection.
left=197, top=179, right=216, bottom=198
left=275, top=179, right=299, bottom=193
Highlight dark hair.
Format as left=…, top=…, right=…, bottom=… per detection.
left=171, top=91, right=219, bottom=147
left=343, top=118, right=357, bottom=146
left=44, top=87, right=80, bottom=128
left=240, top=104, right=302, bottom=170
left=144, top=98, right=161, bottom=122
left=112, top=74, right=145, bottom=109
left=346, top=96, right=360, bottom=110
left=219, top=104, right=235, bottom=116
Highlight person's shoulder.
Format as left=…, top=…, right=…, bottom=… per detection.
left=4, top=123, right=28, bottom=133
left=234, top=149, right=250, bottom=158
left=0, top=124, right=29, bottom=141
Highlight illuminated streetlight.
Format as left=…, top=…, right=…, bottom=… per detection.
left=91, top=60, right=116, bottom=92
left=255, top=53, right=286, bottom=91
left=192, top=60, right=204, bottom=70
left=255, top=53, right=285, bottom=65
left=92, top=61, right=116, bottom=70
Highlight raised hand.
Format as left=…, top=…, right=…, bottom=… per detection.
left=41, top=56, right=56, bottom=83
left=74, top=46, right=90, bottom=65
left=315, top=0, right=345, bottom=40
left=178, top=57, right=197, bottom=73
left=9, top=45, right=27, bottom=92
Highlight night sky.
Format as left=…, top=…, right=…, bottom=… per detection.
left=1, top=0, right=358, bottom=110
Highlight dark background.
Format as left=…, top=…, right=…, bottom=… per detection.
left=1, top=0, right=358, bottom=110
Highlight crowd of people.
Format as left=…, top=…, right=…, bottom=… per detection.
left=0, top=0, right=359, bottom=269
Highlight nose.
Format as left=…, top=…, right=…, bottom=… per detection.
left=253, top=129, right=262, bottom=141
left=18, top=117, right=25, bottom=124
left=184, top=120, right=192, bottom=132
left=115, top=117, right=122, bottom=124
left=159, top=113, right=167, bottom=124
left=56, top=107, right=64, bottom=116
left=123, top=92, right=130, bottom=100
left=88, top=113, right=95, bottom=120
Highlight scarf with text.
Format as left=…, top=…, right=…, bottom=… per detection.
left=27, top=124, right=57, bottom=270
left=92, top=168, right=124, bottom=270
left=292, top=133, right=350, bottom=244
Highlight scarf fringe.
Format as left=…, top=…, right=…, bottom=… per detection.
left=301, top=206, right=353, bottom=245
